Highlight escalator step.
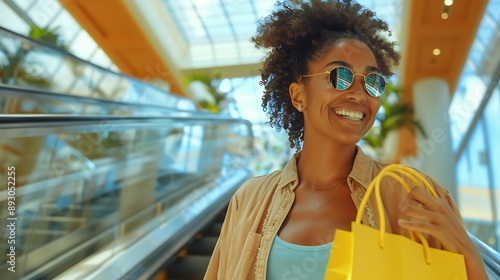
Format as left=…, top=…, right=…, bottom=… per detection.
left=166, top=255, right=211, bottom=280
left=214, top=210, right=227, bottom=223
left=187, top=236, right=218, bottom=255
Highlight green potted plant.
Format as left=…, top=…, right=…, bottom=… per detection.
left=0, top=25, right=66, bottom=87
left=362, top=83, right=426, bottom=160
left=184, top=72, right=227, bottom=113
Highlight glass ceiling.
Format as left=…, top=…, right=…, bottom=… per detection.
left=162, top=0, right=404, bottom=69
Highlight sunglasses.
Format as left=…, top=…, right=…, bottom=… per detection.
left=298, top=66, right=386, bottom=97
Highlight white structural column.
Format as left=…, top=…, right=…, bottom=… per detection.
left=409, top=78, right=458, bottom=201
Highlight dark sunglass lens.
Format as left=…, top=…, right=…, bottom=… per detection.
left=365, top=73, right=386, bottom=97
left=330, top=67, right=353, bottom=90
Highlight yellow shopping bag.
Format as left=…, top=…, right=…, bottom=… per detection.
left=325, top=164, right=468, bottom=280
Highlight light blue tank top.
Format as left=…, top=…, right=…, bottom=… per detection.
left=266, top=235, right=332, bottom=280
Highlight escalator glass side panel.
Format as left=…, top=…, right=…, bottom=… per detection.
left=0, top=118, right=253, bottom=279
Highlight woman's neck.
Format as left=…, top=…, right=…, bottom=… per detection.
left=297, top=142, right=357, bottom=187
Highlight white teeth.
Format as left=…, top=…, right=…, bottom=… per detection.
left=335, top=109, right=364, bottom=120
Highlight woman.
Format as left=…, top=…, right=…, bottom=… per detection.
left=204, top=0, right=488, bottom=279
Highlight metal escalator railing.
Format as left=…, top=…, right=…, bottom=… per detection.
left=0, top=114, right=254, bottom=280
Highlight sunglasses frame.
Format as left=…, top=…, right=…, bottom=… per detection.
left=298, top=66, right=387, bottom=97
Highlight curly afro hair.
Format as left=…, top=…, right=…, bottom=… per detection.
left=251, top=0, right=400, bottom=149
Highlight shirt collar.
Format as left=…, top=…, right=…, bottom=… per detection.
left=278, top=145, right=375, bottom=191
left=277, top=152, right=301, bottom=190
left=349, top=146, right=374, bottom=189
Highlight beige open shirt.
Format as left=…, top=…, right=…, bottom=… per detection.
left=204, top=146, right=461, bottom=280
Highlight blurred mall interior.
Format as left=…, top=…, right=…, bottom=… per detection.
left=0, top=0, right=499, bottom=279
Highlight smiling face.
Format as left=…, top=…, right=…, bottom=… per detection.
left=290, top=38, right=382, bottom=146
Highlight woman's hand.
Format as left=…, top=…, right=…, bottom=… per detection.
left=398, top=187, right=488, bottom=280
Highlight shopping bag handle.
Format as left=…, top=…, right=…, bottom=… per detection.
left=354, top=164, right=439, bottom=264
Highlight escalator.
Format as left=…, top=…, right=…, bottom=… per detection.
left=0, top=27, right=254, bottom=279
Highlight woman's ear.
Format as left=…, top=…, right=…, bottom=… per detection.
left=289, top=82, right=305, bottom=111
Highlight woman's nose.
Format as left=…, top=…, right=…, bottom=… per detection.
left=346, top=74, right=367, bottom=101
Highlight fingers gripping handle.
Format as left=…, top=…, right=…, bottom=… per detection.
left=354, top=164, right=439, bottom=265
